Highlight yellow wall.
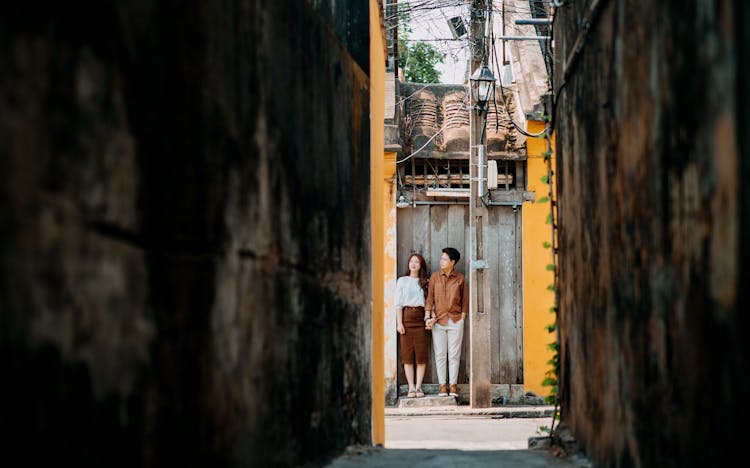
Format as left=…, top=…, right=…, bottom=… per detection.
left=383, top=152, right=398, bottom=404
left=369, top=0, right=386, bottom=446
left=522, top=119, right=556, bottom=397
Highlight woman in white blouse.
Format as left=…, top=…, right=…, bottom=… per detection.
left=396, top=253, right=431, bottom=398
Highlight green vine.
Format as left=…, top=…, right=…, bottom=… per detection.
left=538, top=125, right=559, bottom=413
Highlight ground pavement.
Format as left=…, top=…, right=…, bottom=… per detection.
left=326, top=404, right=593, bottom=467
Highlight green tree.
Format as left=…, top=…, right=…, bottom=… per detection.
left=396, top=4, right=444, bottom=83
left=399, top=41, right=444, bottom=83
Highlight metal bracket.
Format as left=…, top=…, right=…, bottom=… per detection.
left=472, top=259, right=488, bottom=270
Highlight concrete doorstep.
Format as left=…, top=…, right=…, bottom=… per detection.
left=386, top=404, right=555, bottom=417
left=395, top=383, right=547, bottom=406
left=398, top=394, right=458, bottom=408
left=390, top=383, right=553, bottom=416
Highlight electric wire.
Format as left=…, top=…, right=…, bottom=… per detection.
left=490, top=30, right=548, bottom=138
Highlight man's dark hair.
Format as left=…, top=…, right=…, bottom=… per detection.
left=442, top=247, right=460, bottom=264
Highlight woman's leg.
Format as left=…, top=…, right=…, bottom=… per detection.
left=403, top=363, right=415, bottom=395
left=415, top=363, right=426, bottom=391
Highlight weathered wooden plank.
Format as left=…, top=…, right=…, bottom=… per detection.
left=411, top=205, right=430, bottom=264
left=446, top=205, right=470, bottom=384
left=429, top=206, right=448, bottom=274
left=396, top=209, right=413, bottom=387
left=515, top=208, right=524, bottom=383
left=516, top=160, right=526, bottom=190
left=395, top=202, right=523, bottom=389
left=487, top=207, right=502, bottom=383
left=464, top=210, right=472, bottom=381
left=424, top=205, right=448, bottom=384
left=407, top=204, right=430, bottom=384
left=447, top=205, right=467, bottom=276
left=488, top=190, right=535, bottom=204
left=404, top=174, right=512, bottom=186
left=416, top=151, right=527, bottom=160
left=397, top=209, right=413, bottom=275
left=495, top=206, right=519, bottom=383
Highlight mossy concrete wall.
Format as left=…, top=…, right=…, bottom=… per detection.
left=554, top=1, right=750, bottom=465
left=0, top=1, right=371, bottom=466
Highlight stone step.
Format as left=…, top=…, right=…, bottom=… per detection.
left=395, top=383, right=545, bottom=406
left=398, top=394, right=458, bottom=408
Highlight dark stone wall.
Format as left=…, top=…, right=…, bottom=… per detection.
left=0, top=1, right=371, bottom=466
left=554, top=1, right=749, bottom=466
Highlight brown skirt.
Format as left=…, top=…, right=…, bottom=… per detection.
left=401, top=306, right=429, bottom=365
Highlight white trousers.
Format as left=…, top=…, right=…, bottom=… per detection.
left=431, top=317, right=465, bottom=385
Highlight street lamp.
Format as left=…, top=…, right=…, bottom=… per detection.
left=469, top=63, right=496, bottom=111
left=469, top=62, right=496, bottom=198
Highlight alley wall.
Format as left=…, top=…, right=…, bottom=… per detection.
left=0, top=1, right=371, bottom=466
left=554, top=0, right=750, bottom=466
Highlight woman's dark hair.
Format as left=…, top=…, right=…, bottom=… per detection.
left=404, top=253, right=429, bottom=297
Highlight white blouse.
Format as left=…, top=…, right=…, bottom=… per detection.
left=395, top=276, right=426, bottom=308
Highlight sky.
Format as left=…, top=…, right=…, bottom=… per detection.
left=404, top=2, right=470, bottom=84
left=403, top=1, right=546, bottom=85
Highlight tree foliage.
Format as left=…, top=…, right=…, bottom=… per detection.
left=396, top=4, right=444, bottom=83
left=399, top=41, right=444, bottom=83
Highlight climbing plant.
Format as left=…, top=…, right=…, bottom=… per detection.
left=538, top=117, right=560, bottom=420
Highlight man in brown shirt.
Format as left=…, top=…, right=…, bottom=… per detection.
left=425, top=247, right=468, bottom=397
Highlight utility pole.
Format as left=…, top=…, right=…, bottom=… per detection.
left=468, top=0, right=493, bottom=408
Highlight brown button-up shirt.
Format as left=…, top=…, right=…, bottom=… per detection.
left=425, top=269, right=469, bottom=325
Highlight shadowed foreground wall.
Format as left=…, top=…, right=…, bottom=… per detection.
left=554, top=1, right=749, bottom=466
left=0, top=1, right=371, bottom=466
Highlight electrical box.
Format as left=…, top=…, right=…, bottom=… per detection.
left=487, top=160, right=498, bottom=189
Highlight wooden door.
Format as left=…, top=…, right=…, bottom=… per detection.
left=396, top=204, right=522, bottom=386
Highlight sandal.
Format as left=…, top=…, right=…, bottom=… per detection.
left=407, top=389, right=416, bottom=398
left=415, top=388, right=424, bottom=398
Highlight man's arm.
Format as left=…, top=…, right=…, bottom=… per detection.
left=425, top=274, right=435, bottom=318
left=461, top=276, right=469, bottom=320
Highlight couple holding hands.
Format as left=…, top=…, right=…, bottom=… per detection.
left=395, top=247, right=468, bottom=398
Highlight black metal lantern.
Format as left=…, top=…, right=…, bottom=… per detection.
left=470, top=63, right=496, bottom=110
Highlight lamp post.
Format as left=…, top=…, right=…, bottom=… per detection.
left=468, top=61, right=496, bottom=408
left=470, top=63, right=496, bottom=200
left=470, top=63, right=496, bottom=111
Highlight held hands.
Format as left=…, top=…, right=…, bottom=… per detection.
left=424, top=316, right=436, bottom=330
